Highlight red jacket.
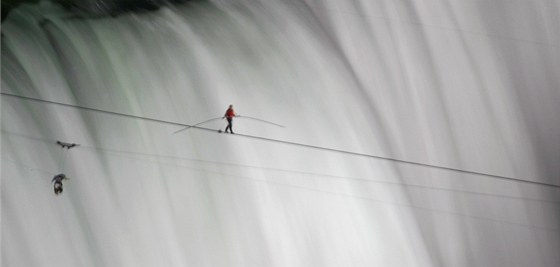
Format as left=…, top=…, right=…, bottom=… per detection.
left=225, top=108, right=235, bottom=119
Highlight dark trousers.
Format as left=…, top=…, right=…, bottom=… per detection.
left=225, top=118, right=233, bottom=133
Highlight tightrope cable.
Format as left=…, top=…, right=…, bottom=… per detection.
left=2, top=91, right=558, bottom=189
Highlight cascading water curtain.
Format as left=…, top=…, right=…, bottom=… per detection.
left=2, top=1, right=559, bottom=267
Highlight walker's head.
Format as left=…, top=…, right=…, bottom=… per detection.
left=229, top=104, right=233, bottom=108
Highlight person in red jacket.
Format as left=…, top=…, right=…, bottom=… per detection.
left=223, top=104, right=237, bottom=134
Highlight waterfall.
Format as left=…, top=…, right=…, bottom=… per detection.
left=2, top=1, right=559, bottom=266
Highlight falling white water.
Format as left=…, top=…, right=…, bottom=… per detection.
left=2, top=0, right=559, bottom=266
